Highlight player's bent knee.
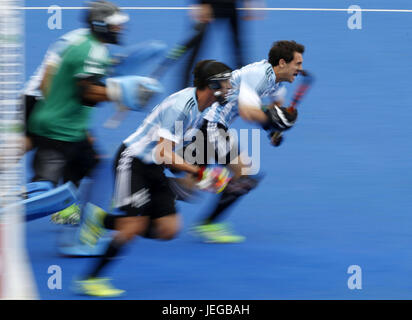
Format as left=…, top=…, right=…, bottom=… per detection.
left=117, top=216, right=149, bottom=241
left=159, top=227, right=179, bottom=240
left=154, top=214, right=181, bottom=240
left=157, top=223, right=180, bottom=240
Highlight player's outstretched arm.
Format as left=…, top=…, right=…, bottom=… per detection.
left=78, top=75, right=163, bottom=109
left=78, top=79, right=109, bottom=105
left=237, top=81, right=297, bottom=128
left=154, top=137, right=199, bottom=175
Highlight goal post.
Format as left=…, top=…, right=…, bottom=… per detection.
left=0, top=0, right=37, bottom=300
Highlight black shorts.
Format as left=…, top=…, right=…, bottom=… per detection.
left=31, top=134, right=99, bottom=187
left=112, top=144, right=176, bottom=219
left=179, top=120, right=239, bottom=166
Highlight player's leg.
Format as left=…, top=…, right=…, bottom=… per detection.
left=73, top=215, right=147, bottom=297
left=47, top=138, right=94, bottom=225
left=62, top=136, right=100, bottom=187
left=75, top=214, right=149, bottom=298
left=182, top=22, right=208, bottom=88
left=74, top=145, right=154, bottom=297
left=29, top=136, right=83, bottom=224
left=151, top=214, right=181, bottom=240
left=76, top=149, right=182, bottom=296
left=144, top=172, right=182, bottom=240
left=227, top=5, right=244, bottom=69
left=193, top=158, right=250, bottom=243
left=76, top=163, right=180, bottom=297
left=200, top=152, right=259, bottom=224
left=77, top=143, right=143, bottom=247
left=52, top=136, right=101, bottom=225
left=192, top=125, right=260, bottom=243
left=30, top=135, right=67, bottom=186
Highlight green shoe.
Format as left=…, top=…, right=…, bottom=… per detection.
left=191, top=223, right=245, bottom=243
left=73, top=278, right=124, bottom=298
left=50, top=204, right=81, bottom=225
left=78, top=203, right=107, bottom=247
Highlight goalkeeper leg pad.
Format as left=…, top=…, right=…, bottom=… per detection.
left=23, top=181, right=77, bottom=222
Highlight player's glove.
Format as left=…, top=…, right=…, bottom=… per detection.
left=264, top=105, right=297, bottom=132
left=105, top=76, right=163, bottom=110
left=137, top=78, right=162, bottom=107
left=196, top=166, right=231, bottom=194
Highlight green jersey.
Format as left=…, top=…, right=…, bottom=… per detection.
left=28, top=31, right=110, bottom=142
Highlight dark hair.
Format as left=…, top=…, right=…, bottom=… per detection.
left=193, top=60, right=232, bottom=89
left=268, top=40, right=305, bottom=67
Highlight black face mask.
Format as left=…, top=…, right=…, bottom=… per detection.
left=213, top=89, right=229, bottom=106
left=207, top=71, right=232, bottom=106
left=91, top=21, right=120, bottom=44
left=105, top=30, right=120, bottom=44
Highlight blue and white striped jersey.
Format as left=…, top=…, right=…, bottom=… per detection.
left=123, top=87, right=204, bottom=164
left=203, top=59, right=286, bottom=128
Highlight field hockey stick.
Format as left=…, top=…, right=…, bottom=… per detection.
left=271, top=70, right=314, bottom=144
left=286, top=69, right=314, bottom=113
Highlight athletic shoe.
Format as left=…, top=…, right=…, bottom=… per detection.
left=73, top=278, right=124, bottom=298
left=191, top=223, right=245, bottom=243
left=50, top=203, right=81, bottom=225
left=78, top=203, right=106, bottom=247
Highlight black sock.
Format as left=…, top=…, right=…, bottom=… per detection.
left=202, top=191, right=242, bottom=224
left=103, top=214, right=119, bottom=230
left=85, top=238, right=125, bottom=279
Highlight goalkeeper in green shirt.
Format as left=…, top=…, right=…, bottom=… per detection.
left=28, top=0, right=162, bottom=224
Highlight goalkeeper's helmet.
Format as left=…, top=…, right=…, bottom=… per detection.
left=194, top=60, right=232, bottom=106
left=86, top=0, right=129, bottom=44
